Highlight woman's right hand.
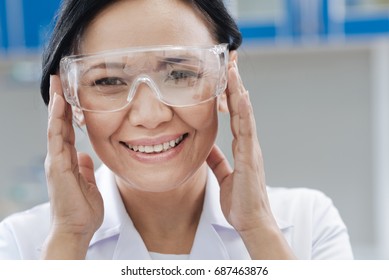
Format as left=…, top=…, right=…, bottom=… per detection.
left=41, top=75, right=104, bottom=259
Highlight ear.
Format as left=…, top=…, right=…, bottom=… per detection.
left=218, top=50, right=239, bottom=113
left=72, top=106, right=85, bottom=126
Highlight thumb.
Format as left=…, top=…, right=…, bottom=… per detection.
left=77, top=152, right=97, bottom=186
left=206, top=145, right=232, bottom=185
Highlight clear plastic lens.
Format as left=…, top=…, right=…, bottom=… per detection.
left=60, top=44, right=228, bottom=112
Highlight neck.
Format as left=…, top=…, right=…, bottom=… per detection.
left=117, top=165, right=208, bottom=254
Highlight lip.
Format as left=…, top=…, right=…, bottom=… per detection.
left=120, top=133, right=188, bottom=163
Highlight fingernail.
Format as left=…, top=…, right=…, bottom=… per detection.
left=233, top=60, right=239, bottom=70
left=49, top=75, right=54, bottom=99
left=52, top=91, right=57, bottom=103
left=49, top=75, right=55, bottom=88
left=48, top=92, right=57, bottom=116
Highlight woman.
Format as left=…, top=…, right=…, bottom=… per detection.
left=0, top=0, right=353, bottom=260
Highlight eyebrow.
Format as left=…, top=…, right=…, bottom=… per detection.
left=84, top=62, right=126, bottom=73
left=160, top=56, right=204, bottom=63
left=160, top=57, right=191, bottom=63
left=82, top=56, right=204, bottom=74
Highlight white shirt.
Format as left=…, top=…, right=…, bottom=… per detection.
left=0, top=165, right=353, bottom=259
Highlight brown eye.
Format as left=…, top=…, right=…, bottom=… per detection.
left=94, top=77, right=126, bottom=86
left=165, top=70, right=200, bottom=87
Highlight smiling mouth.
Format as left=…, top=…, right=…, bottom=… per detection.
left=121, top=133, right=188, bottom=154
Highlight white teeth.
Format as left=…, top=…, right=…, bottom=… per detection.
left=126, top=135, right=185, bottom=153
left=153, top=144, right=163, bottom=152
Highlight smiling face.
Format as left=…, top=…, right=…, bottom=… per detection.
left=77, top=0, right=221, bottom=192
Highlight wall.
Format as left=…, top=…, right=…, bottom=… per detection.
left=217, top=41, right=387, bottom=259
left=0, top=58, right=48, bottom=217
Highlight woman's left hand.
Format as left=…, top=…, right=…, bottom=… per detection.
left=207, top=58, right=295, bottom=259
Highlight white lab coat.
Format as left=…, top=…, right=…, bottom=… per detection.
left=0, top=165, right=353, bottom=259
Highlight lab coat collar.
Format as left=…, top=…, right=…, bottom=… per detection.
left=192, top=169, right=293, bottom=259
left=89, top=165, right=292, bottom=259
left=89, top=165, right=152, bottom=259
left=90, top=165, right=236, bottom=259
left=89, top=165, right=125, bottom=246
left=189, top=168, right=235, bottom=259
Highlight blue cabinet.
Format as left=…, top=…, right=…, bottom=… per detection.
left=238, top=0, right=389, bottom=44
left=0, top=0, right=60, bottom=53
left=23, top=0, right=61, bottom=49
left=1, top=0, right=389, bottom=53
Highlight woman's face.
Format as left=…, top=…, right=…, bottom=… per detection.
left=78, top=0, right=221, bottom=192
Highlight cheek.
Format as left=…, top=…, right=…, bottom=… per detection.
left=83, top=113, right=121, bottom=143
left=176, top=101, right=218, bottom=132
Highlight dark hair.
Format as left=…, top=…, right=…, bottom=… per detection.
left=40, top=0, right=242, bottom=105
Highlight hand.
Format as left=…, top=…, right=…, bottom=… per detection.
left=207, top=60, right=295, bottom=259
left=42, top=75, right=104, bottom=259
left=208, top=59, right=269, bottom=232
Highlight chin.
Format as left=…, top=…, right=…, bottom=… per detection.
left=118, top=164, right=206, bottom=193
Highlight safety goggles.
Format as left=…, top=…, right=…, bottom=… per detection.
left=59, top=44, right=229, bottom=113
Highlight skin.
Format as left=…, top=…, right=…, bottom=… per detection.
left=42, top=0, right=296, bottom=259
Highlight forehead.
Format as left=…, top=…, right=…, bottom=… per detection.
left=80, top=0, right=215, bottom=54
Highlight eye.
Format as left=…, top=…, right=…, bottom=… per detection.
left=168, top=70, right=196, bottom=80
left=94, top=77, right=126, bottom=86
left=165, top=70, right=201, bottom=86
left=91, top=77, right=128, bottom=96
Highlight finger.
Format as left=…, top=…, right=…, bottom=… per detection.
left=50, top=75, right=63, bottom=97
left=49, top=75, right=73, bottom=130
left=54, top=75, right=73, bottom=130
left=234, top=93, right=265, bottom=177
left=206, top=145, right=232, bottom=185
left=51, top=74, right=75, bottom=142
left=237, top=92, right=258, bottom=154
left=226, top=62, right=246, bottom=140
left=47, top=94, right=76, bottom=151
left=47, top=92, right=67, bottom=157
left=226, top=63, right=262, bottom=170
left=47, top=78, right=77, bottom=171
left=48, top=75, right=63, bottom=115
left=78, top=153, right=97, bottom=186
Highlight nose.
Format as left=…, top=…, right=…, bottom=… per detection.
left=127, top=75, right=162, bottom=103
left=126, top=77, right=173, bottom=129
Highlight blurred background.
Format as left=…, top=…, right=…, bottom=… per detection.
left=1, top=0, right=389, bottom=259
